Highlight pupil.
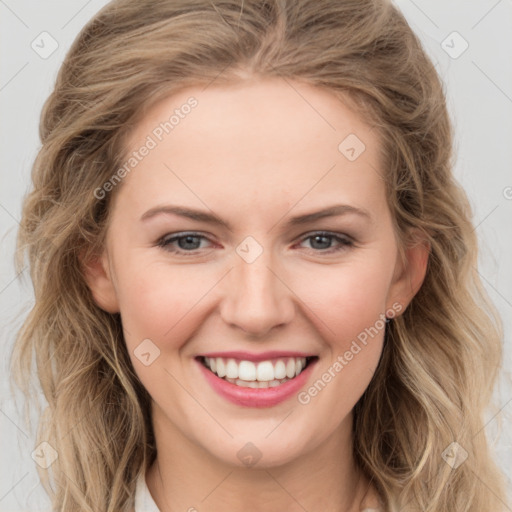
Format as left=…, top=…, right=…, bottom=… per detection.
left=311, top=235, right=330, bottom=250
left=179, top=235, right=200, bottom=250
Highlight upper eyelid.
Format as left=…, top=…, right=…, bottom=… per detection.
left=158, top=230, right=352, bottom=240
left=158, top=231, right=216, bottom=245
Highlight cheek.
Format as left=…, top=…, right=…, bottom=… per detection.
left=291, top=263, right=389, bottom=425
left=114, top=258, right=211, bottom=350
left=288, top=255, right=391, bottom=406
left=291, top=253, right=394, bottom=345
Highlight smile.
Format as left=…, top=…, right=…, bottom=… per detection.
left=200, top=356, right=315, bottom=388
left=196, top=354, right=318, bottom=407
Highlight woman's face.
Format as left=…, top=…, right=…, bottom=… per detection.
left=86, top=78, right=427, bottom=468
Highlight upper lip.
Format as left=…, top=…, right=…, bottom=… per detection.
left=197, top=351, right=317, bottom=362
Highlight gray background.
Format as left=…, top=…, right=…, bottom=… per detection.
left=1, top=0, right=511, bottom=510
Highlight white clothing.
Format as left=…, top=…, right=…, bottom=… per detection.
left=134, top=471, right=160, bottom=512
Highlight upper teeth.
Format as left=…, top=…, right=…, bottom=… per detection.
left=204, top=357, right=308, bottom=381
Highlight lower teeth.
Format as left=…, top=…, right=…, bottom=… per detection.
left=224, top=376, right=290, bottom=388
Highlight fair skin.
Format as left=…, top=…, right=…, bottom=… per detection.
left=84, top=78, right=428, bottom=511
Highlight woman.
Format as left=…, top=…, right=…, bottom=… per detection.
left=11, top=0, right=509, bottom=510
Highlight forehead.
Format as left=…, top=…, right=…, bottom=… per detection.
left=116, top=78, right=385, bottom=218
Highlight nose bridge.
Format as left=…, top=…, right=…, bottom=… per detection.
left=220, top=244, right=294, bottom=335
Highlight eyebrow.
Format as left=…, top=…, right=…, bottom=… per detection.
left=140, top=203, right=372, bottom=230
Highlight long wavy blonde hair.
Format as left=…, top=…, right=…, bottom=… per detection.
left=10, top=0, right=509, bottom=510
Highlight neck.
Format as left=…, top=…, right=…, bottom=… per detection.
left=146, top=404, right=370, bottom=512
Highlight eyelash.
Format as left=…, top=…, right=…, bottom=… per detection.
left=156, top=231, right=354, bottom=255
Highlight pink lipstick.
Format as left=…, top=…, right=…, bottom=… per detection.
left=196, top=354, right=318, bottom=408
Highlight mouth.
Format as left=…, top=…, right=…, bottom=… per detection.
left=195, top=353, right=319, bottom=408
left=196, top=355, right=318, bottom=389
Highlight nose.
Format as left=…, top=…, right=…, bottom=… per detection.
left=219, top=251, right=295, bottom=337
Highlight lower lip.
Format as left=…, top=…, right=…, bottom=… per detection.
left=196, top=358, right=318, bottom=408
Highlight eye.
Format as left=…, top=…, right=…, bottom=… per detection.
left=297, top=232, right=354, bottom=253
left=157, top=232, right=213, bottom=253
left=156, top=230, right=354, bottom=256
